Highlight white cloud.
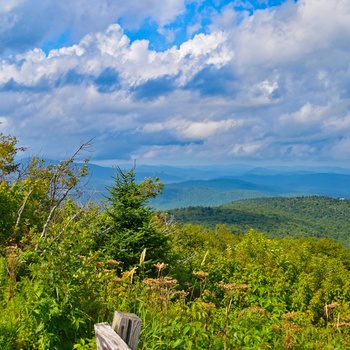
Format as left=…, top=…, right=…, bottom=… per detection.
left=0, top=0, right=23, bottom=13
left=1, top=0, right=350, bottom=165
left=187, top=22, right=202, bottom=37
left=328, top=137, right=350, bottom=160
left=280, top=103, right=329, bottom=125
left=0, top=0, right=191, bottom=55
left=177, top=119, right=237, bottom=139
left=230, top=0, right=350, bottom=71
left=210, top=4, right=239, bottom=31
left=0, top=25, right=232, bottom=90
left=0, top=116, right=9, bottom=127
left=143, top=118, right=239, bottom=140
left=324, top=114, right=350, bottom=133
left=230, top=142, right=266, bottom=157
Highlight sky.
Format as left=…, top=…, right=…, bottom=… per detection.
left=1, top=0, right=350, bottom=167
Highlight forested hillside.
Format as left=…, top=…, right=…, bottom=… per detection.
left=150, top=174, right=350, bottom=210
left=168, top=196, right=350, bottom=249
left=2, top=133, right=350, bottom=349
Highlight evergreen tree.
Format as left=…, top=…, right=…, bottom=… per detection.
left=101, top=166, right=168, bottom=270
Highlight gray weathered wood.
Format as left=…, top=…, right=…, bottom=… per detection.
left=94, top=322, right=131, bottom=350
left=112, top=311, right=142, bottom=350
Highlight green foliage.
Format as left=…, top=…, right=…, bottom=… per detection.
left=2, top=133, right=350, bottom=348
left=0, top=132, right=27, bottom=181
left=0, top=201, right=110, bottom=349
left=168, top=196, right=350, bottom=249
left=99, top=166, right=168, bottom=270
left=0, top=169, right=51, bottom=246
left=0, top=137, right=90, bottom=249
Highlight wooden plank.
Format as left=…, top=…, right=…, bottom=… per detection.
left=94, top=322, right=131, bottom=350
left=112, top=311, right=142, bottom=350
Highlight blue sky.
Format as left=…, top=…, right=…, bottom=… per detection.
left=1, top=0, right=350, bottom=166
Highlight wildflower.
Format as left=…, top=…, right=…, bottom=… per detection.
left=154, top=262, right=167, bottom=272
left=193, top=271, right=209, bottom=281
left=106, top=259, right=122, bottom=266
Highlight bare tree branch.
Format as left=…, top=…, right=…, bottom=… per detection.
left=13, top=189, right=33, bottom=238
left=36, top=139, right=94, bottom=244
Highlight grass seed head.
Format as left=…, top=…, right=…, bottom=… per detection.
left=193, top=271, right=209, bottom=281
left=106, top=259, right=122, bottom=266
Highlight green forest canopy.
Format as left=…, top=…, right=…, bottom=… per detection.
left=168, top=196, right=350, bottom=249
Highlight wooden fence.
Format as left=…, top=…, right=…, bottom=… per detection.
left=94, top=311, right=142, bottom=350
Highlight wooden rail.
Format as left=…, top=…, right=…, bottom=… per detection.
left=95, top=311, right=142, bottom=350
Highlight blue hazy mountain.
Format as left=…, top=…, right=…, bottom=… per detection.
left=22, top=159, right=350, bottom=208
left=79, top=162, right=350, bottom=209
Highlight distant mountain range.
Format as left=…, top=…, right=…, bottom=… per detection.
left=79, top=162, right=350, bottom=209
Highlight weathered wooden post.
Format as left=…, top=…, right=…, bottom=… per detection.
left=112, top=311, right=142, bottom=350
left=94, top=323, right=131, bottom=350
left=95, top=311, right=142, bottom=350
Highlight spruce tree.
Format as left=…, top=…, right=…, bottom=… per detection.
left=102, top=166, right=168, bottom=270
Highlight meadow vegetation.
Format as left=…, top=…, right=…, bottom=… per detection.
left=1, top=132, right=350, bottom=349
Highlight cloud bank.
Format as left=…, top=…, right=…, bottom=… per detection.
left=1, top=0, right=350, bottom=166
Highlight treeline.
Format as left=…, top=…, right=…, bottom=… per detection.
left=168, top=196, right=350, bottom=249
left=1, top=133, right=350, bottom=349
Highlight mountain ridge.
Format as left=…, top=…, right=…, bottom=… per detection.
left=83, top=163, right=350, bottom=208
left=20, top=158, right=350, bottom=208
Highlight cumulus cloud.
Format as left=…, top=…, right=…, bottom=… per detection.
left=1, top=0, right=350, bottom=166
left=0, top=0, right=190, bottom=55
